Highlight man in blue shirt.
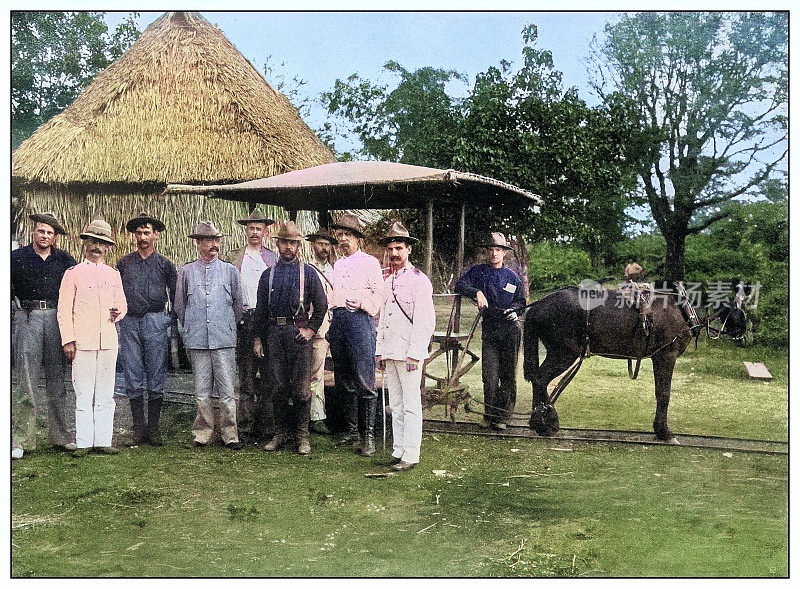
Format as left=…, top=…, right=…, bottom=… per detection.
left=455, top=232, right=527, bottom=430
left=252, top=222, right=327, bottom=456
left=117, top=213, right=178, bottom=447
left=11, top=212, right=77, bottom=459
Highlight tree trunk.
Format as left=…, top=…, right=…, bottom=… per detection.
left=663, top=232, right=687, bottom=283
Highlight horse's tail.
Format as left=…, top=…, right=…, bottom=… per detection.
left=523, top=305, right=540, bottom=382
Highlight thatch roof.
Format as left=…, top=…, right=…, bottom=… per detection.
left=12, top=11, right=334, bottom=186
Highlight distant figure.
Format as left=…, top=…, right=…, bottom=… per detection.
left=455, top=232, right=526, bottom=430
left=57, top=220, right=128, bottom=457
left=621, top=262, right=652, bottom=332
left=11, top=212, right=77, bottom=459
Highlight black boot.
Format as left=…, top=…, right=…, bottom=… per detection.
left=359, top=397, right=377, bottom=456
left=335, top=393, right=360, bottom=446
left=129, top=396, right=146, bottom=446
left=146, top=395, right=164, bottom=446
left=296, top=398, right=312, bottom=455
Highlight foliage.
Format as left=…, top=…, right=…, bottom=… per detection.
left=322, top=25, right=637, bottom=271
left=590, top=12, right=788, bottom=281
left=11, top=11, right=141, bottom=149
left=527, top=241, right=592, bottom=294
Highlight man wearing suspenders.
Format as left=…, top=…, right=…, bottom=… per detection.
left=253, top=222, right=327, bottom=455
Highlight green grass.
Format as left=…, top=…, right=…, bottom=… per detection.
left=11, top=331, right=788, bottom=577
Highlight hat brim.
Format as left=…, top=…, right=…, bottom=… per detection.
left=272, top=235, right=304, bottom=241
left=236, top=218, right=275, bottom=226
left=377, top=236, right=419, bottom=246
left=29, top=214, right=66, bottom=235
left=189, top=233, right=225, bottom=239
left=79, top=232, right=115, bottom=245
left=328, top=223, right=365, bottom=239
left=482, top=243, right=513, bottom=250
left=126, top=216, right=165, bottom=233
left=305, top=233, right=339, bottom=245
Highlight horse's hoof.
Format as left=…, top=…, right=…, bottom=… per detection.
left=529, top=404, right=559, bottom=437
left=666, top=437, right=680, bottom=445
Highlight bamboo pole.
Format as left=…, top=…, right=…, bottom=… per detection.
left=425, top=200, right=434, bottom=277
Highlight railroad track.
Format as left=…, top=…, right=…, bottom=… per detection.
left=423, top=419, right=788, bottom=455
left=161, top=391, right=787, bottom=455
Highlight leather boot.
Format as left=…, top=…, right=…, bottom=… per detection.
left=146, top=395, right=164, bottom=446
left=359, top=397, right=377, bottom=456
left=335, top=393, right=360, bottom=446
left=296, top=399, right=312, bottom=455
left=129, top=396, right=146, bottom=446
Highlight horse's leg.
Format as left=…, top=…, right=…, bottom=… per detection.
left=651, top=352, right=680, bottom=443
left=528, top=346, right=581, bottom=436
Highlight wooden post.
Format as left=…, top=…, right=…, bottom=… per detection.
left=288, top=209, right=298, bottom=222
left=453, top=202, right=466, bottom=333
left=425, top=200, right=434, bottom=277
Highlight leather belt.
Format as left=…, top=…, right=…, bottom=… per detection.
left=20, top=299, right=57, bottom=311
left=269, top=316, right=294, bottom=326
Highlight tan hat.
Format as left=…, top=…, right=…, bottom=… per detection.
left=329, top=212, right=365, bottom=239
left=624, top=263, right=645, bottom=280
left=236, top=208, right=275, bottom=227
left=29, top=212, right=66, bottom=235
left=272, top=221, right=304, bottom=241
left=377, top=221, right=419, bottom=246
left=126, top=212, right=165, bottom=233
left=79, top=219, right=115, bottom=245
left=305, top=227, right=338, bottom=245
left=482, top=232, right=512, bottom=250
left=188, top=221, right=225, bottom=239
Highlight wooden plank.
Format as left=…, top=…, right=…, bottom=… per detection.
left=744, top=362, right=773, bottom=380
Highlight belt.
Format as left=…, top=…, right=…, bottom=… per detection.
left=268, top=316, right=295, bottom=326
left=20, top=299, right=57, bottom=311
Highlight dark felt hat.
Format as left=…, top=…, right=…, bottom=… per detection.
left=329, top=212, right=365, bottom=239
left=126, top=212, right=166, bottom=233
left=481, top=232, right=513, bottom=250
left=305, top=227, right=338, bottom=245
left=29, top=212, right=66, bottom=235
left=236, top=208, right=275, bottom=226
left=272, top=221, right=304, bottom=241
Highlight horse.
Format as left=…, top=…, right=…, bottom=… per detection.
left=523, top=283, right=702, bottom=443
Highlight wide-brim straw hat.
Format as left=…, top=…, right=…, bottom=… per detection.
left=305, top=228, right=338, bottom=245
left=29, top=212, right=66, bottom=235
left=189, top=221, right=225, bottom=239
left=236, top=208, right=275, bottom=226
left=329, top=212, right=365, bottom=239
left=126, top=212, right=166, bottom=233
left=482, top=231, right=512, bottom=250
left=377, top=221, right=419, bottom=246
left=79, top=219, right=115, bottom=245
left=272, top=221, right=304, bottom=241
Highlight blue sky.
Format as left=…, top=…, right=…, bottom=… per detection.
left=104, top=10, right=616, bottom=153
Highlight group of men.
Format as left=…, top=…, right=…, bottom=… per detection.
left=12, top=208, right=527, bottom=473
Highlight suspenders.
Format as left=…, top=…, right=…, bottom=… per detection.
left=267, top=261, right=306, bottom=321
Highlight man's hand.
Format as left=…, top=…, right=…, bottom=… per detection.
left=296, top=327, right=315, bottom=342
left=376, top=355, right=386, bottom=371
left=109, top=307, right=121, bottom=322
left=345, top=298, right=361, bottom=311
left=63, top=342, right=76, bottom=363
left=476, top=291, right=489, bottom=311
left=253, top=337, right=264, bottom=358
left=503, top=308, right=519, bottom=322
left=405, top=357, right=419, bottom=372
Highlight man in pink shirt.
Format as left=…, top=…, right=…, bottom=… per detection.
left=326, top=213, right=384, bottom=455
left=375, top=222, right=436, bottom=471
left=57, top=220, right=128, bottom=457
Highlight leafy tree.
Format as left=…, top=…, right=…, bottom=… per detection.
left=11, top=11, right=140, bottom=149
left=590, top=12, right=788, bottom=282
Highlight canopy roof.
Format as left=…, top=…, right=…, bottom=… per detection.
left=164, top=161, right=542, bottom=211
left=12, top=11, right=334, bottom=186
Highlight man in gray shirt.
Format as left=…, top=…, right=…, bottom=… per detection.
left=116, top=213, right=177, bottom=446
left=175, top=221, right=244, bottom=449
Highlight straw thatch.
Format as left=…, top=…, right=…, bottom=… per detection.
left=11, top=11, right=335, bottom=266
left=12, top=11, right=334, bottom=185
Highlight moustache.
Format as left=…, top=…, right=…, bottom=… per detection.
left=208, top=246, right=219, bottom=252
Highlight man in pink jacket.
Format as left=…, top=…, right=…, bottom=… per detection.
left=57, top=220, right=127, bottom=457
left=375, top=222, right=436, bottom=471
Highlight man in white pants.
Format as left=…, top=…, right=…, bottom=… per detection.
left=375, top=222, right=435, bottom=472
left=57, top=219, right=128, bottom=457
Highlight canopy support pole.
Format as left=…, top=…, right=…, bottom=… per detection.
left=425, top=200, right=434, bottom=277
left=452, top=201, right=466, bottom=333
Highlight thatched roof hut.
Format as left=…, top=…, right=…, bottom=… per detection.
left=12, top=11, right=335, bottom=265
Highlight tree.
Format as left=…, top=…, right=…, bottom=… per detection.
left=590, top=12, right=788, bottom=282
left=11, top=11, right=140, bottom=149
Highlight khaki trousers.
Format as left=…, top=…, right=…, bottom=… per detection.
left=309, top=336, right=329, bottom=421
left=188, top=348, right=239, bottom=445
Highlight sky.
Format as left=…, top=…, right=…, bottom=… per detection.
left=103, top=10, right=616, bottom=154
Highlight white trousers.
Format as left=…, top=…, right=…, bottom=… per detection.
left=386, top=359, right=423, bottom=464
left=72, top=348, right=118, bottom=448
left=309, top=336, right=328, bottom=421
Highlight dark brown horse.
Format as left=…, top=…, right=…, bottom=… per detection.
left=523, top=284, right=701, bottom=443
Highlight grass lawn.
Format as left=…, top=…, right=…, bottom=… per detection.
left=11, top=324, right=788, bottom=577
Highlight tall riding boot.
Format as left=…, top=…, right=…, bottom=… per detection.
left=129, top=396, right=146, bottom=446
left=336, top=393, right=360, bottom=447
left=359, top=397, right=378, bottom=456
left=296, top=398, right=312, bottom=455
left=146, top=395, right=164, bottom=446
